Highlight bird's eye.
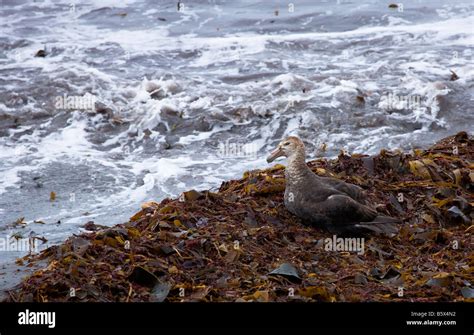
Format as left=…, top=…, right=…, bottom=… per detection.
left=283, top=142, right=290, bottom=146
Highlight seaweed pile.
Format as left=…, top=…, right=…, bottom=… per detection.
left=7, top=132, right=473, bottom=302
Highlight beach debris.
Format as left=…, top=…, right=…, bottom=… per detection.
left=15, top=217, right=27, bottom=225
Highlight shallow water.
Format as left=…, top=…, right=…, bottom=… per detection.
left=0, top=0, right=473, bottom=269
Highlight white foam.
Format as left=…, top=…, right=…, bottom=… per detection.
left=386, top=16, right=412, bottom=26
left=189, top=96, right=212, bottom=110
left=143, top=9, right=158, bottom=15
left=178, top=124, right=232, bottom=146
left=86, top=0, right=139, bottom=9
left=0, top=165, right=35, bottom=195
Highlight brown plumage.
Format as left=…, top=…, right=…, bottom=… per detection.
left=267, top=136, right=399, bottom=235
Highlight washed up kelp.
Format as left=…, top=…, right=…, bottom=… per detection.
left=8, top=132, right=473, bottom=302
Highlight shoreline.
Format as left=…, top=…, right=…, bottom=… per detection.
left=4, top=132, right=473, bottom=302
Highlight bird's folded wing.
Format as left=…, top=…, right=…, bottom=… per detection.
left=318, top=177, right=367, bottom=203
left=317, top=194, right=378, bottom=226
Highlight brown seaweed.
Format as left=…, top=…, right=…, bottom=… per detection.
left=7, top=132, right=473, bottom=302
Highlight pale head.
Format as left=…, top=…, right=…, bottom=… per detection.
left=266, top=136, right=305, bottom=163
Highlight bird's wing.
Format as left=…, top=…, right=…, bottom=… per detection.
left=309, top=194, right=378, bottom=226
left=318, top=176, right=367, bottom=203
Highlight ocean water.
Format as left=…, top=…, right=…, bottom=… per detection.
left=0, top=0, right=473, bottom=267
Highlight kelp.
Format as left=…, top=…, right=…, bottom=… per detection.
left=6, top=132, right=473, bottom=302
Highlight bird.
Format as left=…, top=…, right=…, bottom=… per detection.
left=266, top=136, right=400, bottom=235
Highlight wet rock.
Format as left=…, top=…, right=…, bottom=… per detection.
left=354, top=273, right=368, bottom=285
left=82, top=221, right=109, bottom=231
left=34, top=49, right=47, bottom=57
left=446, top=206, right=470, bottom=224
left=150, top=282, right=171, bottom=302
left=269, top=263, right=301, bottom=282
left=128, top=266, right=158, bottom=287
left=450, top=70, right=459, bottom=81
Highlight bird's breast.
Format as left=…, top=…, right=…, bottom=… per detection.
left=284, top=187, right=302, bottom=213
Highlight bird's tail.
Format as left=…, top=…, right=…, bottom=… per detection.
left=355, top=216, right=401, bottom=236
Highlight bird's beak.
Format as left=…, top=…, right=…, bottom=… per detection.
left=266, top=147, right=284, bottom=163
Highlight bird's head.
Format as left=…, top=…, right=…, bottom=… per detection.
left=266, top=136, right=305, bottom=163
